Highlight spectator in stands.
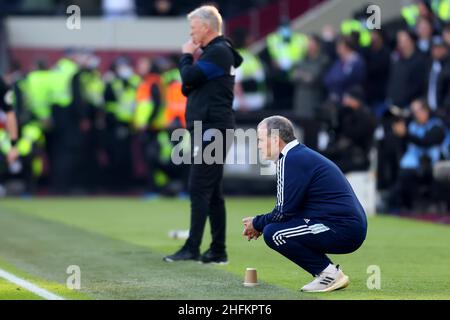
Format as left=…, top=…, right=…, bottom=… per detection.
left=341, top=7, right=372, bottom=50
left=363, top=29, right=391, bottom=118
left=391, top=99, right=446, bottom=210
left=232, top=28, right=267, bottom=112
left=0, top=68, right=20, bottom=166
left=102, top=0, right=136, bottom=19
left=426, top=36, right=450, bottom=112
left=150, top=0, right=179, bottom=17
left=261, top=17, right=309, bottom=110
left=71, top=51, right=103, bottom=192
left=442, top=23, right=450, bottom=46
left=322, top=86, right=377, bottom=173
left=387, top=30, right=428, bottom=109
left=103, top=56, right=140, bottom=190
left=376, top=105, right=410, bottom=204
left=323, top=36, right=366, bottom=104
left=3, top=61, right=25, bottom=125
left=49, top=50, right=80, bottom=194
left=401, top=0, right=437, bottom=30
left=416, top=17, right=435, bottom=54
left=320, top=25, right=338, bottom=62
left=293, top=34, right=330, bottom=120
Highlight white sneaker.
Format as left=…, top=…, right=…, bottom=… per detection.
left=301, top=265, right=349, bottom=293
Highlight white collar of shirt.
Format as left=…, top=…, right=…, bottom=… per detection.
left=281, top=140, right=299, bottom=157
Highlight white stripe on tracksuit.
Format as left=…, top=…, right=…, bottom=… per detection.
left=280, top=157, right=284, bottom=211
left=272, top=223, right=330, bottom=246
left=275, top=157, right=285, bottom=221
left=276, top=160, right=281, bottom=208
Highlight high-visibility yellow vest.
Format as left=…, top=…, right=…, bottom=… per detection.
left=341, top=19, right=371, bottom=47
left=267, top=32, right=308, bottom=70
left=432, top=0, right=441, bottom=13
left=0, top=124, right=44, bottom=177
left=0, top=129, right=11, bottom=155
left=237, top=49, right=264, bottom=80
left=161, top=68, right=181, bottom=85
left=433, top=0, right=450, bottom=21
left=0, top=122, right=43, bottom=157
left=22, top=70, right=53, bottom=121
left=157, top=130, right=172, bottom=163
left=402, top=4, right=420, bottom=27
left=51, top=58, right=79, bottom=107
left=17, top=122, right=44, bottom=156
left=80, top=70, right=105, bottom=108
left=107, top=75, right=141, bottom=124
left=153, top=169, right=169, bottom=187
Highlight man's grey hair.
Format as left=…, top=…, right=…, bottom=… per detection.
left=258, top=116, right=297, bottom=143
left=187, top=5, right=223, bottom=35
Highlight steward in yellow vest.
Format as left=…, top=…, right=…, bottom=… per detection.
left=266, top=23, right=308, bottom=72
left=231, top=27, right=266, bottom=111
left=341, top=19, right=371, bottom=48
left=103, top=57, right=140, bottom=190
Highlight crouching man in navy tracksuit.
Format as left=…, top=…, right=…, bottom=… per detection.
left=243, top=116, right=367, bottom=293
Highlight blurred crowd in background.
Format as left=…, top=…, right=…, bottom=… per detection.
left=1, top=51, right=191, bottom=197
left=1, top=0, right=450, bottom=214
left=0, top=0, right=272, bottom=18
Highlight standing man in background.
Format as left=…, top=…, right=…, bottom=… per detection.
left=164, top=5, right=243, bottom=264
left=0, top=71, right=19, bottom=165
left=50, top=50, right=79, bottom=194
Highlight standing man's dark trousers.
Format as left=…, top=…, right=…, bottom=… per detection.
left=186, top=158, right=226, bottom=254
left=263, top=217, right=366, bottom=276
left=184, top=128, right=231, bottom=256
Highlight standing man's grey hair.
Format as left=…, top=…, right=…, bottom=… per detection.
left=259, top=116, right=297, bottom=143
left=187, top=5, right=223, bottom=35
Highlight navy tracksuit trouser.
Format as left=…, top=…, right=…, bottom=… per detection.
left=263, top=216, right=367, bottom=276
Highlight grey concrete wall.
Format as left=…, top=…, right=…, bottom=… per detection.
left=251, top=0, right=411, bottom=52
left=0, top=18, right=9, bottom=73
left=292, top=0, right=408, bottom=34
left=6, top=17, right=190, bottom=51
left=7, top=1, right=412, bottom=53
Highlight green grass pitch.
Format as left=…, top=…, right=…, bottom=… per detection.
left=0, top=197, right=449, bottom=300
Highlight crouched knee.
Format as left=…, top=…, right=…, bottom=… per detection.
left=262, top=224, right=279, bottom=249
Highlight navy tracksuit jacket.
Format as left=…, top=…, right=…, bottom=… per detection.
left=253, top=140, right=368, bottom=276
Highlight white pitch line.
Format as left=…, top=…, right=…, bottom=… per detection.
left=0, top=268, right=65, bottom=300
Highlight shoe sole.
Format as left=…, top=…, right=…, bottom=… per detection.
left=199, top=261, right=229, bottom=266
left=301, top=275, right=350, bottom=293
left=163, top=257, right=200, bottom=263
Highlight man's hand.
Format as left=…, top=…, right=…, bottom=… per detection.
left=7, top=147, right=19, bottom=164
left=242, top=217, right=262, bottom=241
left=182, top=40, right=201, bottom=55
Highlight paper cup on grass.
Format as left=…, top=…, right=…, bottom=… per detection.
left=243, top=268, right=258, bottom=287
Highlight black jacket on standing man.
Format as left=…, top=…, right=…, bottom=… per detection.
left=179, top=35, right=243, bottom=130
